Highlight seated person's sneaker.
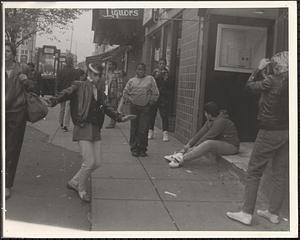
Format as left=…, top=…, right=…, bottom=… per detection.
left=169, top=160, right=180, bottom=168
left=78, top=191, right=91, bottom=202
left=173, top=152, right=184, bottom=163
left=257, top=209, right=280, bottom=224
left=226, top=211, right=252, bottom=225
left=169, top=152, right=184, bottom=168
left=164, top=153, right=175, bottom=162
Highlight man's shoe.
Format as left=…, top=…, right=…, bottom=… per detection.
left=5, top=188, right=11, bottom=200
left=163, top=131, right=169, bottom=142
left=226, top=211, right=252, bottom=225
left=148, top=130, right=154, bottom=139
left=132, top=151, right=139, bottom=157
left=257, top=209, right=280, bottom=224
left=67, top=181, right=78, bottom=192
left=139, top=152, right=148, bottom=157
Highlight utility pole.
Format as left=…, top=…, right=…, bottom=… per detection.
left=69, top=24, right=74, bottom=52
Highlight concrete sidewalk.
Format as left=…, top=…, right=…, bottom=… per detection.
left=20, top=106, right=289, bottom=233
left=90, top=118, right=290, bottom=231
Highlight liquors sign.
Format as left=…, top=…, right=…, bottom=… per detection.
left=98, top=9, right=143, bottom=20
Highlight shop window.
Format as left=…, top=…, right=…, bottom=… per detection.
left=151, top=30, right=162, bottom=71
left=163, top=23, right=172, bottom=68
left=215, top=24, right=267, bottom=73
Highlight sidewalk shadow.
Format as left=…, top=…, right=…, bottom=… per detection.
left=5, top=126, right=90, bottom=232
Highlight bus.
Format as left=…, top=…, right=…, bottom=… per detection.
left=36, top=45, right=61, bottom=96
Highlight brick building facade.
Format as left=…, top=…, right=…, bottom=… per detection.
left=142, top=8, right=288, bottom=144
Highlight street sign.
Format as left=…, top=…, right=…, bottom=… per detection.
left=98, top=9, right=143, bottom=20
left=143, top=9, right=153, bottom=25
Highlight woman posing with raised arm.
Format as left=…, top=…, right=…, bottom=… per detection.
left=47, top=62, right=135, bottom=202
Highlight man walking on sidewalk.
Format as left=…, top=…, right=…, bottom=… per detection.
left=226, top=51, right=289, bottom=225
left=56, top=56, right=78, bottom=132
left=105, top=61, right=124, bottom=129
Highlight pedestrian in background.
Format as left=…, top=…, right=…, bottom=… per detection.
left=56, top=55, right=78, bottom=132
left=164, top=102, right=240, bottom=168
left=148, top=58, right=171, bottom=142
left=47, top=62, right=135, bottom=202
left=118, top=63, right=159, bottom=157
left=77, top=68, right=86, bottom=81
left=105, top=61, right=124, bottom=129
left=227, top=51, right=289, bottom=225
left=5, top=41, right=35, bottom=199
left=27, top=62, right=42, bottom=96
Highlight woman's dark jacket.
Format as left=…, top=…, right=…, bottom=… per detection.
left=245, top=70, right=288, bottom=130
left=52, top=81, right=122, bottom=127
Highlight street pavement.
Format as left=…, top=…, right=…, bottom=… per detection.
left=4, top=105, right=290, bottom=237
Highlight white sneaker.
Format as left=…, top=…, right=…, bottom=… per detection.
left=173, top=152, right=183, bottom=163
left=164, top=153, right=175, bottom=162
left=148, top=130, right=154, bottom=139
left=163, top=131, right=169, bottom=142
left=168, top=152, right=184, bottom=168
left=226, top=211, right=252, bottom=225
left=257, top=209, right=280, bottom=224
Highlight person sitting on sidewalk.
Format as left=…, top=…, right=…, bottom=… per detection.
left=46, top=62, right=135, bottom=202
left=164, top=102, right=240, bottom=168
left=226, top=51, right=289, bottom=225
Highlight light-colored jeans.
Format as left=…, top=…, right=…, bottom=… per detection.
left=242, top=129, right=289, bottom=215
left=59, top=101, right=71, bottom=128
left=70, top=140, right=101, bottom=192
left=183, top=140, right=239, bottom=162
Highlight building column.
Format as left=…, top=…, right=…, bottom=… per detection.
left=192, top=11, right=210, bottom=133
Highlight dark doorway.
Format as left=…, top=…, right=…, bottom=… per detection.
left=204, top=15, right=274, bottom=142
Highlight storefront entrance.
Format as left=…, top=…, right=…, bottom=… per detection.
left=204, top=14, right=275, bottom=141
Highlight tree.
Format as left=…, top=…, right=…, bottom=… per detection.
left=5, top=8, right=87, bottom=47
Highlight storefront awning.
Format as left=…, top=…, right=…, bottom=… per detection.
left=86, top=45, right=131, bottom=64
left=92, top=9, right=144, bottom=45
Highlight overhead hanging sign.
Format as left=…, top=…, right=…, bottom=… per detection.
left=143, top=9, right=153, bottom=25
left=98, top=9, right=143, bottom=20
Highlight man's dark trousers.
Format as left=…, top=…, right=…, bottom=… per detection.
left=129, top=103, right=151, bottom=153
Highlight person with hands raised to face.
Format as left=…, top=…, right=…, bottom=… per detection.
left=226, top=51, right=289, bottom=226
left=118, top=63, right=159, bottom=157
left=47, top=62, right=135, bottom=202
